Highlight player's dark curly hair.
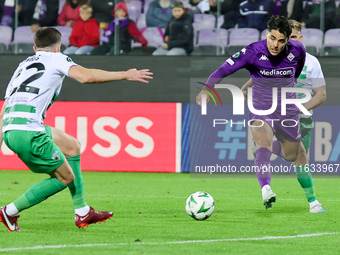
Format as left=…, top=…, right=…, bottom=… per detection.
left=267, top=15, right=292, bottom=39
left=34, top=27, right=61, bottom=48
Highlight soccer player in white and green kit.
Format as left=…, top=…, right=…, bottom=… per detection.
left=0, top=27, right=153, bottom=232
left=271, top=19, right=327, bottom=213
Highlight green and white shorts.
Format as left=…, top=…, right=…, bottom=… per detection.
left=3, top=126, right=65, bottom=173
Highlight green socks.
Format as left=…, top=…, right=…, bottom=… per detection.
left=67, top=154, right=87, bottom=209
left=12, top=154, right=87, bottom=213
left=13, top=178, right=67, bottom=211
left=296, top=165, right=316, bottom=203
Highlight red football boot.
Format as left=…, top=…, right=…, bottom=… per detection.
left=0, top=206, right=21, bottom=232
left=75, top=207, right=113, bottom=228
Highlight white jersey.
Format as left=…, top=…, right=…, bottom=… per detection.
left=296, top=52, right=326, bottom=118
left=3, top=51, right=78, bottom=132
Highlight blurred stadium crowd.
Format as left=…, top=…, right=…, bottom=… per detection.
left=0, top=0, right=339, bottom=56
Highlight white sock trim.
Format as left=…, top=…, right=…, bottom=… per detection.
left=75, top=205, right=90, bottom=216
left=6, top=203, right=19, bottom=216
left=261, top=185, right=271, bottom=196
left=309, top=200, right=319, bottom=209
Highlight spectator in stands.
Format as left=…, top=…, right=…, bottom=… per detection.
left=220, top=0, right=243, bottom=29
left=189, top=0, right=231, bottom=15
left=237, top=0, right=271, bottom=31
left=0, top=0, right=25, bottom=28
left=334, top=0, right=340, bottom=28
left=91, top=0, right=130, bottom=30
left=280, top=0, right=304, bottom=22
left=0, top=0, right=3, bottom=21
left=57, top=0, right=88, bottom=27
left=152, top=1, right=193, bottom=56
left=63, top=5, right=99, bottom=55
left=0, top=0, right=12, bottom=26
left=189, top=0, right=215, bottom=14
left=20, top=0, right=59, bottom=32
left=90, top=2, right=147, bottom=55
left=301, top=0, right=336, bottom=31
left=270, top=0, right=281, bottom=16
left=146, top=0, right=174, bottom=28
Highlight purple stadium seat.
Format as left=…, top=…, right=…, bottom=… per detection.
left=195, top=28, right=228, bottom=55
left=193, top=14, right=215, bottom=31
left=126, top=0, right=142, bottom=22
left=217, top=15, right=224, bottom=28
left=0, top=25, right=13, bottom=51
left=323, top=28, right=340, bottom=46
left=13, top=26, right=34, bottom=44
left=53, top=26, right=73, bottom=47
left=11, top=26, right=35, bottom=54
left=131, top=27, right=164, bottom=48
left=228, top=28, right=260, bottom=46
left=227, top=28, right=259, bottom=54
left=136, top=13, right=146, bottom=30
left=130, top=27, right=164, bottom=55
left=301, top=28, right=323, bottom=55
left=322, top=28, right=340, bottom=56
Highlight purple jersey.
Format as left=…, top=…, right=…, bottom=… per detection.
left=205, top=39, right=306, bottom=115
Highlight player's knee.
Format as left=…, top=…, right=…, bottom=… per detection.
left=284, top=152, right=298, bottom=162
left=69, top=137, right=81, bottom=156
left=65, top=172, right=75, bottom=185
left=298, top=151, right=308, bottom=161
left=295, top=151, right=308, bottom=166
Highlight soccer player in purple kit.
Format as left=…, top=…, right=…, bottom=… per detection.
left=196, top=15, right=307, bottom=209
left=241, top=19, right=327, bottom=213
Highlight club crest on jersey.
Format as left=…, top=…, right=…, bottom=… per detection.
left=287, top=52, right=295, bottom=61
left=52, top=151, right=61, bottom=160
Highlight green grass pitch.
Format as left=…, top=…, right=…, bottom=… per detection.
left=0, top=170, right=339, bottom=255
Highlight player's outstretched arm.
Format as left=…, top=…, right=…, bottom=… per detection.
left=302, top=85, right=326, bottom=111
left=68, top=66, right=153, bottom=84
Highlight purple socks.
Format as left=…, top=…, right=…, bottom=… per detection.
left=254, top=147, right=272, bottom=188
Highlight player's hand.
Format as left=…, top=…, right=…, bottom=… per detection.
left=196, top=90, right=210, bottom=106
left=126, top=68, right=153, bottom=83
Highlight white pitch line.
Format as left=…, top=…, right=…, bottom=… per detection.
left=3, top=193, right=340, bottom=202
left=86, top=194, right=340, bottom=202
left=0, top=232, right=339, bottom=253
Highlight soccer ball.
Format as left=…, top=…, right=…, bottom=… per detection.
left=185, top=191, right=215, bottom=220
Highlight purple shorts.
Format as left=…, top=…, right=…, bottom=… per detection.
left=249, top=110, right=301, bottom=142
